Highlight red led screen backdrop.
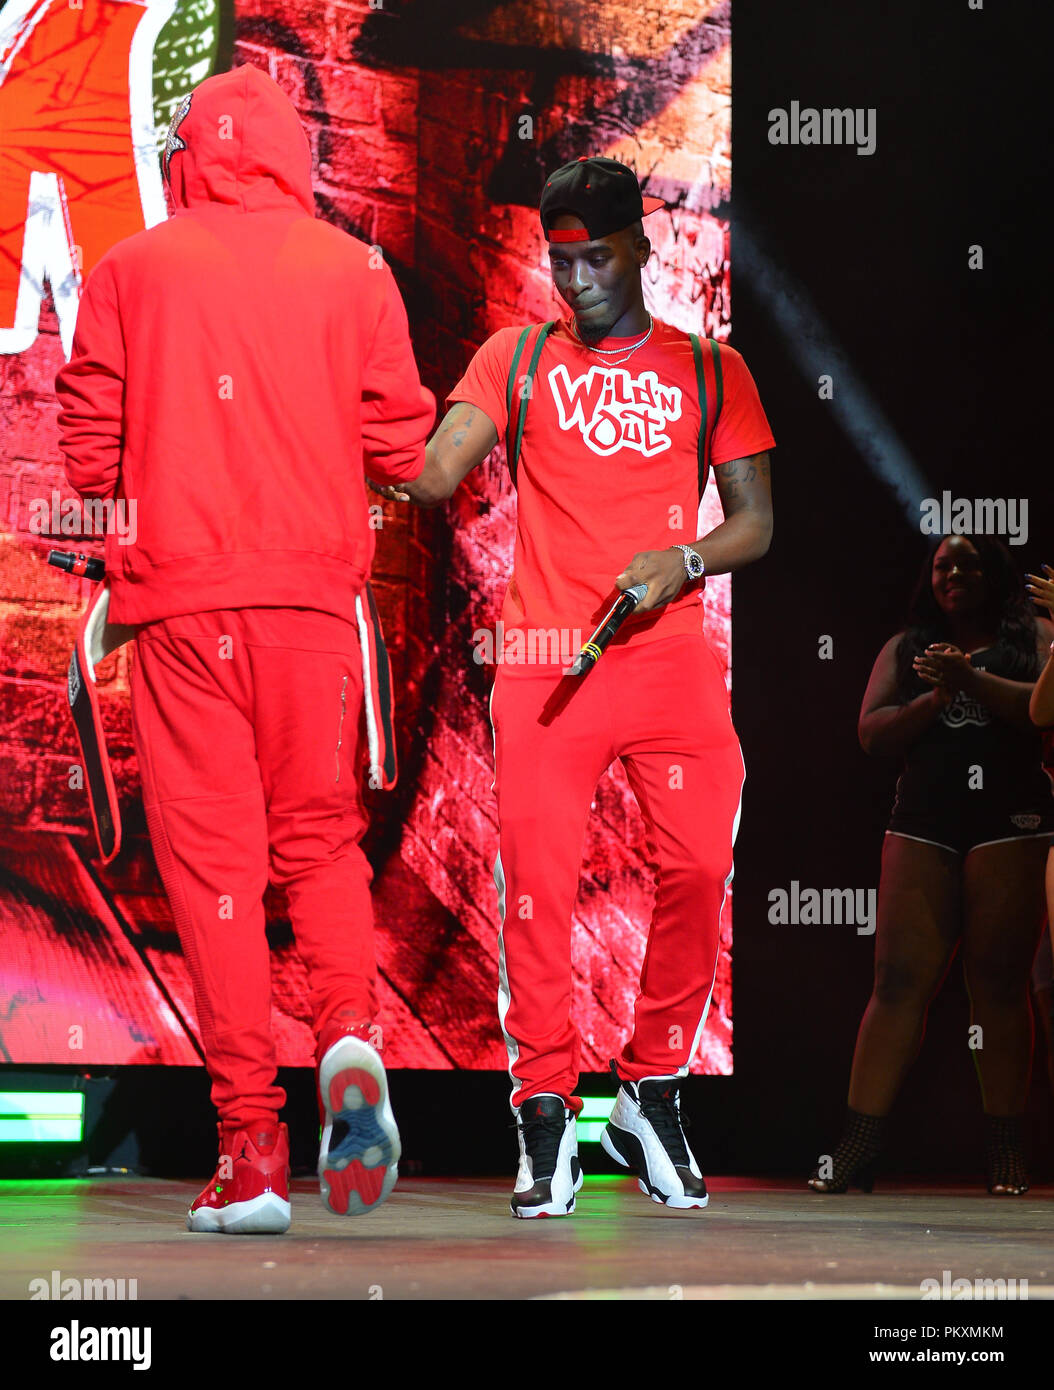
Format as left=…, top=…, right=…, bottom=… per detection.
left=0, top=0, right=735, bottom=1073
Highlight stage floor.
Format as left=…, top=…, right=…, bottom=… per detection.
left=2, top=1176, right=1053, bottom=1300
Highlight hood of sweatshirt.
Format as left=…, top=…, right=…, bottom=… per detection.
left=162, top=64, right=315, bottom=216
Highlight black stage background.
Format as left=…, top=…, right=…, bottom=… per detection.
left=728, top=0, right=1054, bottom=1180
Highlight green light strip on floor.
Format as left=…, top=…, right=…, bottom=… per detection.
left=0, top=1180, right=92, bottom=1190
left=0, top=1093, right=84, bottom=1143
left=577, top=1096, right=611, bottom=1144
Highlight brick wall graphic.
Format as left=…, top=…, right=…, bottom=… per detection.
left=0, top=0, right=735, bottom=1076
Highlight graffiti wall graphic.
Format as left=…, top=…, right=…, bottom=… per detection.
left=0, top=0, right=735, bottom=1074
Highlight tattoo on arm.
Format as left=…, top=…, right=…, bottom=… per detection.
left=449, top=406, right=477, bottom=449
left=714, top=451, right=772, bottom=513
left=716, top=457, right=742, bottom=502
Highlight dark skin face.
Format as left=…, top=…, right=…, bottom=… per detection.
left=547, top=212, right=651, bottom=342
left=931, top=535, right=987, bottom=621
left=913, top=536, right=995, bottom=695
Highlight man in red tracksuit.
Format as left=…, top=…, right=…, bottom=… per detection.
left=376, top=157, right=775, bottom=1217
left=55, top=65, right=435, bottom=1232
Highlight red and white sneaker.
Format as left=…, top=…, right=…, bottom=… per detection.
left=316, top=1026, right=400, bottom=1216
left=187, top=1120, right=291, bottom=1233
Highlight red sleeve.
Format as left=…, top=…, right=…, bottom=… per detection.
left=55, top=256, right=126, bottom=501
left=445, top=327, right=522, bottom=437
left=709, top=345, right=776, bottom=467
left=360, top=264, right=437, bottom=485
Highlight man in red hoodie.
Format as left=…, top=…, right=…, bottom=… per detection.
left=55, top=65, right=435, bottom=1232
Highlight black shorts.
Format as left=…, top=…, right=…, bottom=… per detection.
left=887, top=800, right=1054, bottom=857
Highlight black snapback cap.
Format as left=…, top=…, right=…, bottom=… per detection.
left=540, top=155, right=665, bottom=242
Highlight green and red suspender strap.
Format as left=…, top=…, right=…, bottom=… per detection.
left=688, top=332, right=724, bottom=495
left=505, top=321, right=557, bottom=488
left=504, top=324, right=723, bottom=494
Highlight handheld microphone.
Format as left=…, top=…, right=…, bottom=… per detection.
left=568, top=583, right=648, bottom=677
left=47, top=550, right=105, bottom=581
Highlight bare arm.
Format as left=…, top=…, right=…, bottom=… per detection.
left=1027, top=567, right=1054, bottom=727
left=964, top=659, right=1047, bottom=730
left=698, top=450, right=774, bottom=572
left=858, top=633, right=950, bottom=757
left=615, top=450, right=774, bottom=612
left=371, top=402, right=498, bottom=508
left=1031, top=642, right=1054, bottom=727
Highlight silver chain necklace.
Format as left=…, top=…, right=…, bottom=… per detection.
left=570, top=313, right=654, bottom=361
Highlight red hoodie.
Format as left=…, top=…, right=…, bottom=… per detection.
left=55, top=64, right=434, bottom=627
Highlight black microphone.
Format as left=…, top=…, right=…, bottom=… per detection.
left=568, top=583, right=648, bottom=677
left=47, top=550, right=105, bottom=581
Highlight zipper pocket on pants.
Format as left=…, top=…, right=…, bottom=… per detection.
left=334, top=674, right=348, bottom=782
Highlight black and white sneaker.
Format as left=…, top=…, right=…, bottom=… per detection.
left=511, top=1094, right=584, bottom=1218
left=601, top=1073, right=709, bottom=1209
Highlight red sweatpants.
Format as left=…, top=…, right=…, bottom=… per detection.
left=490, top=632, right=745, bottom=1110
left=129, top=607, right=376, bottom=1128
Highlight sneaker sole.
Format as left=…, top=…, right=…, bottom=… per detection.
left=510, top=1168, right=584, bottom=1219
left=187, top=1191, right=291, bottom=1234
left=318, top=1037, right=401, bottom=1216
left=601, top=1124, right=709, bottom=1210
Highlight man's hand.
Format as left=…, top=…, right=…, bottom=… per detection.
left=366, top=404, right=501, bottom=510
left=367, top=478, right=413, bottom=504
left=615, top=549, right=687, bottom=613
left=366, top=468, right=443, bottom=509
left=913, top=642, right=972, bottom=701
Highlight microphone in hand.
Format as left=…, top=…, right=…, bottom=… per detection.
left=568, top=583, right=648, bottom=677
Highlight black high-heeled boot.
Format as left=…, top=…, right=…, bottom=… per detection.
left=984, top=1114, right=1029, bottom=1196
left=808, top=1107, right=885, bottom=1193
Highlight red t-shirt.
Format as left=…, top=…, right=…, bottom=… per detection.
left=447, top=316, right=775, bottom=658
